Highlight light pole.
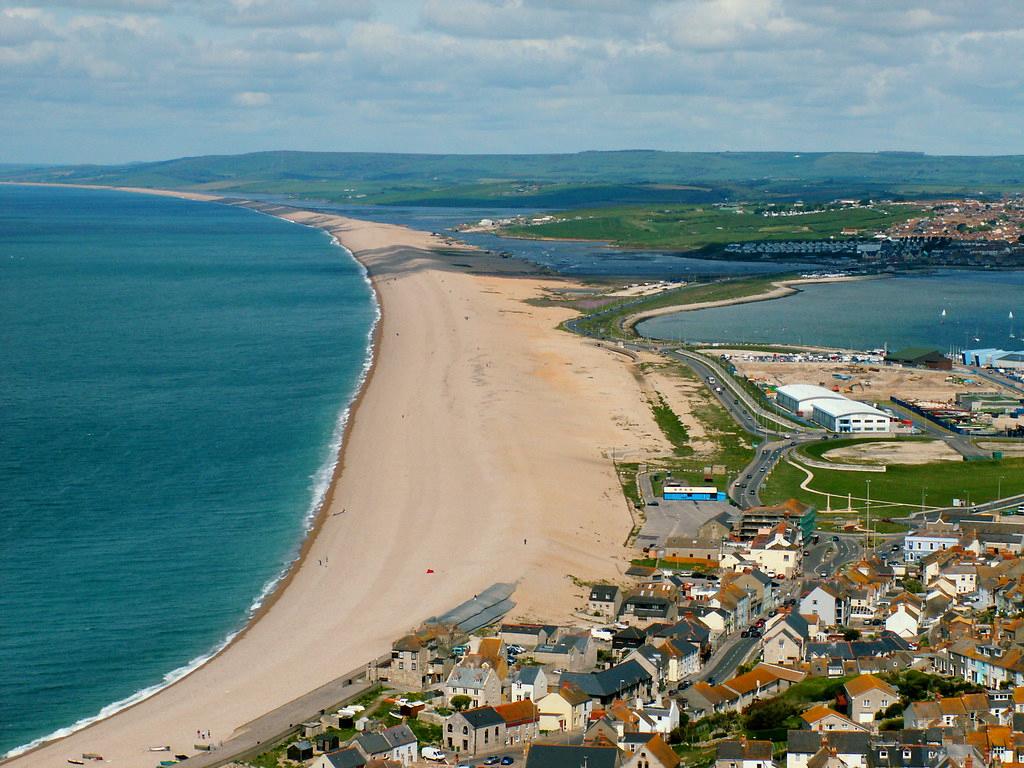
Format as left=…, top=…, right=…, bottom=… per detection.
left=865, top=479, right=872, bottom=552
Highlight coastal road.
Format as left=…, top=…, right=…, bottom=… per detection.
left=699, top=635, right=759, bottom=684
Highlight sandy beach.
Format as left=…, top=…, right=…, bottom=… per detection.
left=4, top=188, right=666, bottom=766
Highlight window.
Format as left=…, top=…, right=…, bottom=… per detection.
left=447, top=724, right=453, bottom=733
left=463, top=726, right=468, bottom=734
left=398, top=662, right=404, bottom=670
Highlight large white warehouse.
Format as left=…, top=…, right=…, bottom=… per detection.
left=775, top=384, right=848, bottom=418
left=811, top=399, right=892, bottom=433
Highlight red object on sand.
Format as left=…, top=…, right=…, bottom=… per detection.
left=426, top=568, right=434, bottom=574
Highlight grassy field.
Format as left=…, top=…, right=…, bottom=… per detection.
left=571, top=275, right=789, bottom=339
left=503, top=203, right=924, bottom=251
left=761, top=451, right=1024, bottom=511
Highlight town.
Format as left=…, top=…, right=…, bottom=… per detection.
left=219, top=341, right=1024, bottom=768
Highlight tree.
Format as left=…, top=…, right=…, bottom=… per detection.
left=450, top=695, right=472, bottom=711
left=842, top=628, right=862, bottom=641
left=743, top=698, right=800, bottom=732
left=904, top=579, right=923, bottom=594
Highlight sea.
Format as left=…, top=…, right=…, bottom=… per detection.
left=637, top=270, right=1024, bottom=352
left=0, top=186, right=376, bottom=756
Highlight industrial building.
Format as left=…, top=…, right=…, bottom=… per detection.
left=885, top=347, right=953, bottom=370
left=961, top=348, right=1024, bottom=369
left=662, top=485, right=727, bottom=501
left=775, top=384, right=848, bottom=418
left=811, top=399, right=892, bottom=433
left=776, top=383, right=892, bottom=432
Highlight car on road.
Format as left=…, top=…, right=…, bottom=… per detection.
left=679, top=679, right=692, bottom=689
left=746, top=474, right=753, bottom=479
left=741, top=629, right=750, bottom=637
left=647, top=500, right=659, bottom=506
left=483, top=758, right=501, bottom=766
left=501, top=757, right=515, bottom=765
left=759, top=467, right=767, bottom=472
left=749, top=628, right=762, bottom=638
left=831, top=535, right=840, bottom=541
left=819, top=571, right=828, bottom=577
left=749, top=490, right=756, bottom=495
left=803, top=549, right=811, bottom=556
left=891, top=544, right=901, bottom=551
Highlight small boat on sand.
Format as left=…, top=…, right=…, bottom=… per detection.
left=148, top=746, right=171, bottom=752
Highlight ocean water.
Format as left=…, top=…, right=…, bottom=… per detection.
left=637, top=270, right=1024, bottom=351
left=0, top=186, right=376, bottom=755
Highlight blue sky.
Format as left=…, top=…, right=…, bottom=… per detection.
left=1, top=0, right=1022, bottom=163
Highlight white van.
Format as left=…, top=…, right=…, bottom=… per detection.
left=422, top=746, right=447, bottom=762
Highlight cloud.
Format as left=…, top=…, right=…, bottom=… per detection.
left=232, top=90, right=271, bottom=107
left=2, top=0, right=1024, bottom=161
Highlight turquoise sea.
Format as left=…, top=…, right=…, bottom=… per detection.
left=637, top=271, right=1024, bottom=351
left=0, top=186, right=376, bottom=755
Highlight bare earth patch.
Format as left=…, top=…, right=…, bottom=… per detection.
left=823, top=440, right=962, bottom=465
left=976, top=441, right=1024, bottom=457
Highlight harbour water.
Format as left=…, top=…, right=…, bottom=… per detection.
left=0, top=186, right=376, bottom=755
left=637, top=271, right=1024, bottom=352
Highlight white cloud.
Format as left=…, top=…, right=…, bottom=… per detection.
left=232, top=90, right=271, bottom=107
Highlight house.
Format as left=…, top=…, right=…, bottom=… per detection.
left=715, top=739, right=775, bottom=768
left=354, top=725, right=417, bottom=765
left=641, top=698, right=681, bottom=736
left=625, top=644, right=668, bottom=687
left=709, top=582, right=752, bottom=630
left=613, top=626, right=649, bottom=652
left=622, top=583, right=679, bottom=623
left=500, top=623, right=558, bottom=650
left=762, top=612, right=810, bottom=665
left=536, top=685, right=593, bottom=732
left=904, top=521, right=961, bottom=563
left=560, top=660, right=654, bottom=705
left=532, top=632, right=596, bottom=672
left=388, top=631, right=453, bottom=692
left=800, top=705, right=867, bottom=732
left=312, top=748, right=369, bottom=768
left=948, top=641, right=1024, bottom=689
left=659, top=638, right=700, bottom=683
left=786, top=730, right=870, bottom=768
left=444, top=662, right=502, bottom=707
left=525, top=744, right=624, bottom=768
left=511, top=666, right=548, bottom=702
left=732, top=570, right=779, bottom=616
left=444, top=706, right=505, bottom=756
left=699, top=511, right=736, bottom=541
left=843, top=674, right=899, bottom=725
left=622, top=734, right=680, bottom=768
left=288, top=740, right=314, bottom=762
left=714, top=664, right=806, bottom=712
left=317, top=734, right=341, bottom=753
left=885, top=600, right=922, bottom=640
left=746, top=524, right=802, bottom=578
left=738, top=500, right=816, bottom=542
left=590, top=585, right=624, bottom=618
left=800, top=583, right=849, bottom=627
left=495, top=700, right=540, bottom=747
left=903, top=692, right=997, bottom=729
left=679, top=681, right=732, bottom=719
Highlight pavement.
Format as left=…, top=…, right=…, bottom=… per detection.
left=635, top=494, right=733, bottom=548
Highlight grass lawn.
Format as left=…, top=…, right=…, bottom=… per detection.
left=761, top=452, right=1024, bottom=510
left=502, top=203, right=924, bottom=251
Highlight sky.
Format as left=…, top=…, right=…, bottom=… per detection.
left=1, top=0, right=1022, bottom=164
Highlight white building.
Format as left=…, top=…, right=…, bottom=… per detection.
left=811, top=399, right=891, bottom=433
left=776, top=384, right=848, bottom=417
left=904, top=522, right=960, bottom=563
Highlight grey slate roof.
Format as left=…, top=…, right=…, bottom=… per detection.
left=590, top=584, right=621, bottom=602
left=525, top=744, right=622, bottom=768
left=515, top=666, right=544, bottom=685
left=559, top=660, right=651, bottom=698
left=787, top=730, right=871, bottom=755
left=321, top=748, right=367, bottom=768
left=460, top=706, right=505, bottom=729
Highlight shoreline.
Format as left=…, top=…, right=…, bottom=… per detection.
left=623, top=273, right=883, bottom=333
left=1, top=187, right=388, bottom=761
left=4, top=183, right=649, bottom=768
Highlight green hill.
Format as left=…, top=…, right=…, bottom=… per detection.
left=5, top=150, right=1024, bottom=207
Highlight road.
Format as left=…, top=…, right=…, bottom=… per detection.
left=699, top=635, right=759, bottom=684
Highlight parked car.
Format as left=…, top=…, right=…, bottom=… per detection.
left=483, top=757, right=501, bottom=766
left=422, top=747, right=448, bottom=763
left=741, top=629, right=750, bottom=638
left=501, top=758, right=515, bottom=766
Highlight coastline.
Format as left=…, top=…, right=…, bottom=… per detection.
left=623, top=273, right=883, bottom=333
left=3, top=184, right=661, bottom=768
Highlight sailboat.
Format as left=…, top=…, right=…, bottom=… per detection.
left=1011, top=311, right=1016, bottom=340
left=940, top=308, right=947, bottom=324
